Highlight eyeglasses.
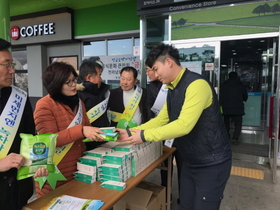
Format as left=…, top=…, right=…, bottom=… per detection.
left=0, top=63, right=16, bottom=70
left=64, top=77, right=78, bottom=86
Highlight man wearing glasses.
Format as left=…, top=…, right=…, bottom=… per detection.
left=0, top=38, right=48, bottom=210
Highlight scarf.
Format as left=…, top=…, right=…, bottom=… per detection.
left=51, top=93, right=79, bottom=111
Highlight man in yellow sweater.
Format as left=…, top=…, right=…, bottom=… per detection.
left=118, top=43, right=232, bottom=210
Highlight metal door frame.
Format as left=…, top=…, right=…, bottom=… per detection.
left=272, top=28, right=280, bottom=183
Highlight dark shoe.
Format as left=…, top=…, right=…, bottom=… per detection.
left=232, top=138, right=239, bottom=146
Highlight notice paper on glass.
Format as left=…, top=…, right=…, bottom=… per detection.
left=42, top=195, right=104, bottom=210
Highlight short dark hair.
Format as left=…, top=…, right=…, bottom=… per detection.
left=145, top=43, right=181, bottom=68
left=79, top=60, right=99, bottom=80
left=42, top=62, right=78, bottom=97
left=120, top=66, right=138, bottom=79
left=83, top=57, right=104, bottom=70
left=0, top=39, right=11, bottom=51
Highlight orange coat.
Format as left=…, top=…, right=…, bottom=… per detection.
left=34, top=95, right=89, bottom=197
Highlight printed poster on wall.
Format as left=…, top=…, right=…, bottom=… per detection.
left=83, top=55, right=141, bottom=81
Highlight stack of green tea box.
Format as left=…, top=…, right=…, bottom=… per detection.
left=75, top=141, right=162, bottom=188
left=130, top=141, right=162, bottom=177
left=74, top=147, right=114, bottom=184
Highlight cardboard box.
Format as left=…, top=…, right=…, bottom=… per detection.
left=113, top=181, right=166, bottom=210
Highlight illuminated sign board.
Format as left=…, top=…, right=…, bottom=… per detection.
left=11, top=23, right=55, bottom=40
left=10, top=8, right=73, bottom=45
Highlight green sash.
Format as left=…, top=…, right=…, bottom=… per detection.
left=111, top=86, right=142, bottom=129
left=87, top=90, right=110, bottom=123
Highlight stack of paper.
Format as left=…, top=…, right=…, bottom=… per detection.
left=41, top=195, right=104, bottom=210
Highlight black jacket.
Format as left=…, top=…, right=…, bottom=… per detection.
left=220, top=77, right=248, bottom=115
left=146, top=80, right=162, bottom=119
left=0, top=87, right=36, bottom=210
left=167, top=70, right=232, bottom=167
left=77, top=81, right=110, bottom=150
left=108, top=86, right=148, bottom=127
left=77, top=81, right=110, bottom=127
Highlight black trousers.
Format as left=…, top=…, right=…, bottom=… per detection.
left=224, top=115, right=243, bottom=140
left=160, top=141, right=183, bottom=199
left=179, top=159, right=232, bottom=210
left=0, top=176, right=33, bottom=210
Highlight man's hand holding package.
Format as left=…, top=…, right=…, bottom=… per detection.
left=117, top=128, right=143, bottom=145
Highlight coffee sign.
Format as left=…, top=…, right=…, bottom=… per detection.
left=10, top=23, right=55, bottom=40
left=10, top=10, right=73, bottom=45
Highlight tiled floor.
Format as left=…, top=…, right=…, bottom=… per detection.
left=144, top=126, right=279, bottom=210
left=144, top=158, right=280, bottom=210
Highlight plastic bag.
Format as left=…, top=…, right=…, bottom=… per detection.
left=17, top=133, right=57, bottom=180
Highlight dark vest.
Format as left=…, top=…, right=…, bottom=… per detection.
left=167, top=70, right=231, bottom=167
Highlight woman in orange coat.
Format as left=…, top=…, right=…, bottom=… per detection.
left=34, top=62, right=105, bottom=197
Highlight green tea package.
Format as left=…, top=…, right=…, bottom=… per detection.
left=17, top=133, right=58, bottom=180
left=83, top=127, right=120, bottom=142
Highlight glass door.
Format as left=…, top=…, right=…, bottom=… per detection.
left=172, top=41, right=221, bottom=90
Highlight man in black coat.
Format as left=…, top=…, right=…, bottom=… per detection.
left=0, top=38, right=48, bottom=210
left=108, top=66, right=148, bottom=128
left=220, top=71, right=248, bottom=145
left=77, top=58, right=110, bottom=150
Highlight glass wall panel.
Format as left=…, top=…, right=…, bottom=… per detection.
left=173, top=41, right=220, bottom=88
left=83, top=41, right=106, bottom=57
left=134, top=38, right=140, bottom=46
left=83, top=37, right=140, bottom=88
left=146, top=15, right=169, bottom=43
left=108, top=38, right=132, bottom=55
left=12, top=50, right=28, bottom=92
